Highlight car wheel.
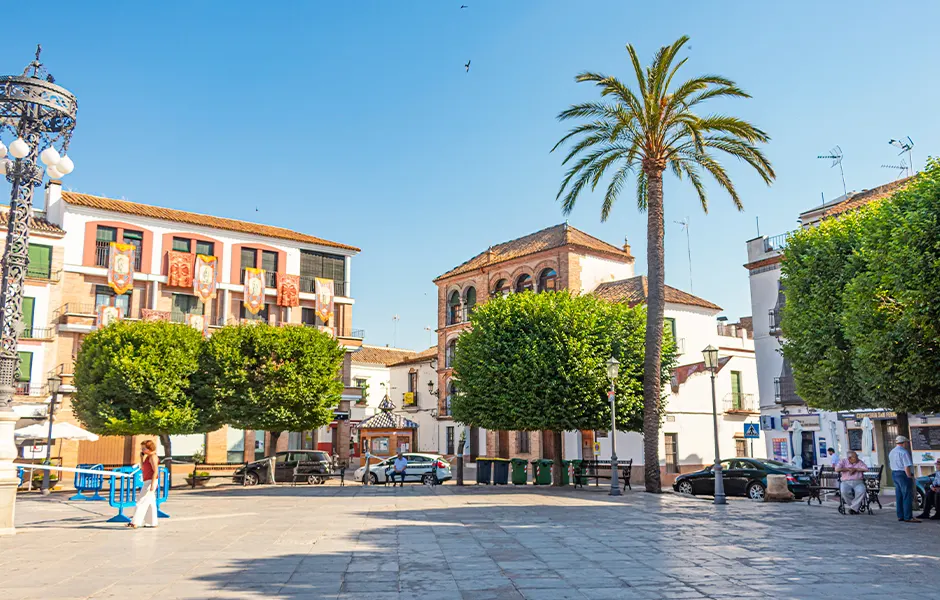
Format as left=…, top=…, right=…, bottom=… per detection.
left=915, top=489, right=925, bottom=511
left=244, top=471, right=259, bottom=486
left=747, top=482, right=766, bottom=501
left=676, top=480, right=694, bottom=495
left=306, top=475, right=322, bottom=485
left=422, top=473, right=438, bottom=486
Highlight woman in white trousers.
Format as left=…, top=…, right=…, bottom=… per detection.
left=129, top=440, right=159, bottom=529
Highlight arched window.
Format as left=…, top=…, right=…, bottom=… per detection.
left=464, top=286, right=477, bottom=317
left=492, top=279, right=511, bottom=297
left=447, top=290, right=461, bottom=325
left=446, top=339, right=457, bottom=368
left=537, top=268, right=558, bottom=293
left=515, top=273, right=534, bottom=293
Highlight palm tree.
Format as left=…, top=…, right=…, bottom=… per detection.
left=552, top=36, right=774, bottom=492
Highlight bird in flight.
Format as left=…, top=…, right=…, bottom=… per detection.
left=465, top=60, right=471, bottom=72
left=460, top=4, right=468, bottom=8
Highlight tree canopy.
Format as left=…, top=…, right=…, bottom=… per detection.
left=782, top=159, right=940, bottom=416
left=196, top=323, right=345, bottom=453
left=73, top=320, right=214, bottom=457
left=451, top=291, right=675, bottom=434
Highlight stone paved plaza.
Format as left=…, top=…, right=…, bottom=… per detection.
left=2, top=483, right=938, bottom=599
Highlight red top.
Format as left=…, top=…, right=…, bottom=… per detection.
left=141, top=455, right=155, bottom=481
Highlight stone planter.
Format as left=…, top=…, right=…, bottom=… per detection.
left=765, top=474, right=794, bottom=502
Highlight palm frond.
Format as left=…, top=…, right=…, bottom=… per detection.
left=635, top=170, right=648, bottom=211
left=695, top=152, right=742, bottom=210
left=602, top=163, right=634, bottom=221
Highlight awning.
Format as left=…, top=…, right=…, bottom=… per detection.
left=14, top=421, right=99, bottom=442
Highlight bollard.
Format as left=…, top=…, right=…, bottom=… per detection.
left=107, top=466, right=141, bottom=523
left=69, top=464, right=105, bottom=501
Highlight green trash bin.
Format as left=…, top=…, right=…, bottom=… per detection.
left=560, top=459, right=572, bottom=486
left=476, top=458, right=493, bottom=484
left=531, top=459, right=553, bottom=485
left=570, top=459, right=588, bottom=486
left=510, top=458, right=528, bottom=485
left=492, top=458, right=510, bottom=485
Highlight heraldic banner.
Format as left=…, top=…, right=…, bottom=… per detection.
left=96, top=304, right=123, bottom=329
left=277, top=273, right=300, bottom=308
left=141, top=309, right=170, bottom=322
left=243, top=267, right=266, bottom=314
left=107, top=242, right=136, bottom=295
left=186, top=313, right=208, bottom=336
left=194, top=254, right=218, bottom=303
left=167, top=250, right=194, bottom=287
left=314, top=277, right=334, bottom=323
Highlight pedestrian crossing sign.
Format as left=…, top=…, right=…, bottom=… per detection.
left=743, top=423, right=761, bottom=439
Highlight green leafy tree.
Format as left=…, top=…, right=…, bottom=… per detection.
left=451, top=291, right=675, bottom=484
left=843, top=160, right=940, bottom=418
left=73, top=320, right=213, bottom=460
left=197, top=323, right=345, bottom=455
left=552, top=36, right=774, bottom=491
left=780, top=211, right=869, bottom=412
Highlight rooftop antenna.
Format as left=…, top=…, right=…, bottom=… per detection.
left=880, top=158, right=908, bottom=180
left=392, top=315, right=400, bottom=347
left=889, top=137, right=914, bottom=175
left=817, top=146, right=847, bottom=198
left=674, top=217, right=693, bottom=293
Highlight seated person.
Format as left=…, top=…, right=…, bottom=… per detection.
left=835, top=451, right=868, bottom=514
left=389, top=450, right=407, bottom=487
left=917, top=458, right=940, bottom=520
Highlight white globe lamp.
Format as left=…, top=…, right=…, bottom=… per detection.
left=56, top=155, right=74, bottom=175
left=46, top=165, right=63, bottom=179
left=8, top=138, right=29, bottom=159
left=39, top=147, right=60, bottom=166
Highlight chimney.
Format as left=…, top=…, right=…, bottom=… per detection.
left=43, top=179, right=64, bottom=226
left=623, top=237, right=631, bottom=256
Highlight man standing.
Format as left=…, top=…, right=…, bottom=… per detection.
left=827, top=447, right=839, bottom=469
left=391, top=450, right=408, bottom=488
left=916, top=458, right=940, bottom=520
left=889, top=435, right=920, bottom=523
left=835, top=451, right=867, bottom=514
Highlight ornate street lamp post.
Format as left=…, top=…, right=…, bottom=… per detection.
left=0, top=47, right=77, bottom=535
left=702, top=345, right=726, bottom=505
left=606, top=357, right=621, bottom=497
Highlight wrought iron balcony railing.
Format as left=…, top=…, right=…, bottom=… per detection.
left=95, top=240, right=142, bottom=271
left=723, top=393, right=758, bottom=414
left=298, top=275, right=346, bottom=297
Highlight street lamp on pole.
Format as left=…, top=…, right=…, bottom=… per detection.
left=702, top=345, right=726, bottom=505
left=606, top=357, right=621, bottom=497
left=0, top=46, right=78, bottom=535
left=40, top=374, right=61, bottom=496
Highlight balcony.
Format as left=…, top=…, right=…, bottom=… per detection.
left=299, top=275, right=346, bottom=297
left=723, top=393, right=758, bottom=414
left=769, top=308, right=782, bottom=335
left=53, top=302, right=141, bottom=323
left=239, top=268, right=277, bottom=288
left=764, top=231, right=794, bottom=253
left=95, top=240, right=142, bottom=271
left=25, top=266, right=61, bottom=282
left=774, top=376, right=803, bottom=406
left=21, top=327, right=54, bottom=341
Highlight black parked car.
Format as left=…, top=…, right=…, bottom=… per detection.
left=233, top=450, right=333, bottom=486
left=672, top=458, right=812, bottom=501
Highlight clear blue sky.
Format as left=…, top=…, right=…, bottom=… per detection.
left=6, top=2, right=939, bottom=350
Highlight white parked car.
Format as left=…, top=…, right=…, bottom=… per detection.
left=354, top=453, right=452, bottom=485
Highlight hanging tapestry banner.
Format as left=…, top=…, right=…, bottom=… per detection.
left=318, top=325, right=335, bottom=338
left=167, top=251, right=194, bottom=288
left=107, top=242, right=135, bottom=295
left=96, top=304, right=123, bottom=329
left=243, top=268, right=266, bottom=315
left=141, top=309, right=170, bottom=322
left=277, top=273, right=300, bottom=308
left=186, top=313, right=209, bottom=337
left=315, top=277, right=334, bottom=323
left=193, top=254, right=218, bottom=303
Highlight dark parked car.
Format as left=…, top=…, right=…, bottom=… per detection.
left=672, top=458, right=811, bottom=501
left=233, top=450, right=333, bottom=486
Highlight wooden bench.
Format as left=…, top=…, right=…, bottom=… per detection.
left=574, top=459, right=632, bottom=490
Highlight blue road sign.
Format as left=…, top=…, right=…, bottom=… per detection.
left=743, top=423, right=761, bottom=439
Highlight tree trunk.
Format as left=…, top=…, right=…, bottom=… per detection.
left=158, top=434, right=173, bottom=486
left=897, top=412, right=911, bottom=443
left=266, top=431, right=280, bottom=483
left=552, top=431, right=564, bottom=486
left=642, top=170, right=666, bottom=493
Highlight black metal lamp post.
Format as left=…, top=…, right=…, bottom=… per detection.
left=703, top=345, right=726, bottom=505
left=40, top=374, right=61, bottom=496
left=606, top=357, right=621, bottom=497
left=0, top=47, right=77, bottom=534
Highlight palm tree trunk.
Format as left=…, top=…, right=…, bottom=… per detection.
left=642, top=170, right=666, bottom=493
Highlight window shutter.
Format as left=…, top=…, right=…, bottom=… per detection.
left=28, top=244, right=52, bottom=278
left=21, top=297, right=35, bottom=331
left=17, top=352, right=32, bottom=382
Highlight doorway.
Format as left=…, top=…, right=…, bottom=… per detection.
left=469, top=427, right=480, bottom=461
left=801, top=432, right=816, bottom=468
left=880, top=420, right=899, bottom=488
left=496, top=431, right=510, bottom=459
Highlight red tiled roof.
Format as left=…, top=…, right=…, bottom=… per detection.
left=592, top=276, right=722, bottom=311
left=352, top=345, right=419, bottom=366
left=435, top=223, right=633, bottom=281
left=61, top=191, right=359, bottom=251
left=389, top=347, right=437, bottom=367
left=821, top=177, right=912, bottom=218
left=0, top=207, right=65, bottom=236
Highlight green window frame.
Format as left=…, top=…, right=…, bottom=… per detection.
left=664, top=317, right=677, bottom=342
left=171, top=293, right=203, bottom=322
left=21, top=297, right=35, bottom=336
left=195, top=240, right=214, bottom=256
left=172, top=237, right=191, bottom=252
left=17, top=351, right=32, bottom=382
left=27, top=244, right=52, bottom=279
left=730, top=371, right=743, bottom=408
